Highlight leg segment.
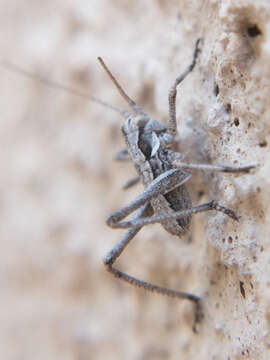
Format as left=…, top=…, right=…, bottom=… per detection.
left=122, top=176, right=140, bottom=190
left=104, top=204, right=150, bottom=266
left=168, top=38, right=201, bottom=137
left=173, top=161, right=257, bottom=173
left=111, top=200, right=240, bottom=229
left=107, top=168, right=191, bottom=227
left=104, top=203, right=201, bottom=329
left=115, top=149, right=130, bottom=161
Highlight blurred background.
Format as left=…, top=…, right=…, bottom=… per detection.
left=0, top=1, right=207, bottom=359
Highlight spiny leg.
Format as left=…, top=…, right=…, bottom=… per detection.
left=104, top=203, right=202, bottom=330
left=168, top=38, right=201, bottom=137
left=107, top=168, right=191, bottom=227
left=104, top=204, right=149, bottom=267
left=173, top=161, right=257, bottom=173
left=111, top=200, right=240, bottom=229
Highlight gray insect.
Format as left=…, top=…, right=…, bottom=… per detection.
left=98, top=40, right=255, bottom=329
left=1, top=41, right=255, bottom=330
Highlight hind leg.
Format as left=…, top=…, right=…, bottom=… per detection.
left=104, top=203, right=202, bottom=331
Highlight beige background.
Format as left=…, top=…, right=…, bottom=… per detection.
left=0, top=1, right=269, bottom=359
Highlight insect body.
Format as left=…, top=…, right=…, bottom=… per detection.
left=122, top=116, right=192, bottom=236
left=99, top=40, right=255, bottom=329
left=1, top=40, right=256, bottom=330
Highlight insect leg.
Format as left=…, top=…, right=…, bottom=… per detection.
left=173, top=161, right=257, bottom=173
left=104, top=203, right=201, bottom=329
left=107, top=168, right=191, bottom=227
left=168, top=38, right=201, bottom=137
left=122, top=176, right=140, bottom=190
left=114, top=149, right=131, bottom=161
left=112, top=200, right=240, bottom=229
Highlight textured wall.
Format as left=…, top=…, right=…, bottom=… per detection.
left=0, top=1, right=269, bottom=359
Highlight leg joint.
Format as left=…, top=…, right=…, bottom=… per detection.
left=103, top=254, right=113, bottom=267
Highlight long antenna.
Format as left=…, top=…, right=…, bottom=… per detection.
left=0, top=59, right=131, bottom=118
left=97, top=57, right=147, bottom=116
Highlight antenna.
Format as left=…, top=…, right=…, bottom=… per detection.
left=97, top=57, right=147, bottom=117
left=0, top=59, right=131, bottom=118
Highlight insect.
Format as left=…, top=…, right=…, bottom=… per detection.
left=98, top=39, right=256, bottom=330
left=1, top=39, right=255, bottom=331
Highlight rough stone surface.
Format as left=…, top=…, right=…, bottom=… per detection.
left=0, top=1, right=269, bottom=359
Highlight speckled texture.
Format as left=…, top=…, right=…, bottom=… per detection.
left=0, top=1, right=269, bottom=359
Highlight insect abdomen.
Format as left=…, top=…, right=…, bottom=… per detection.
left=164, top=185, right=192, bottom=232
